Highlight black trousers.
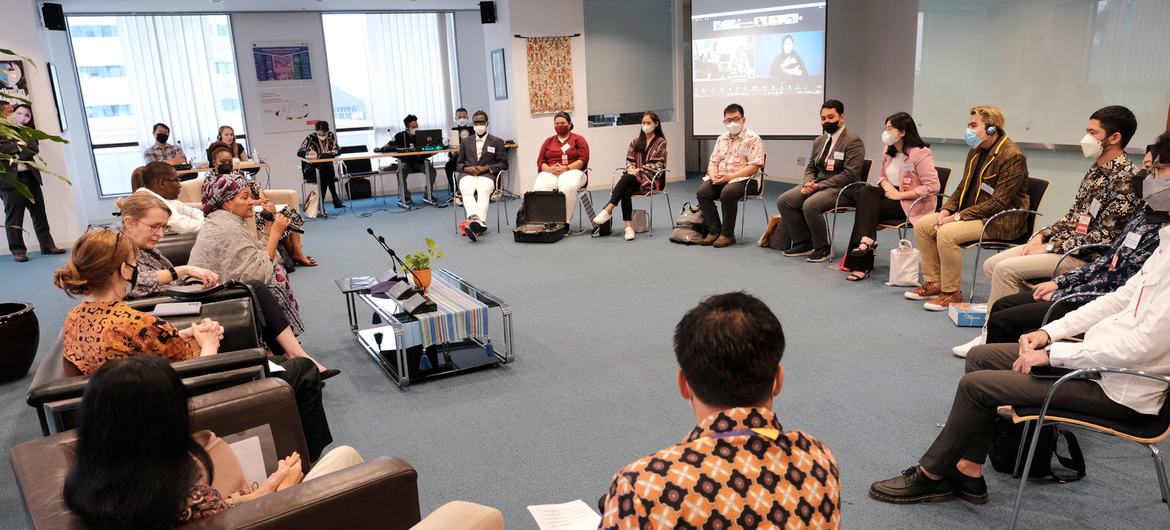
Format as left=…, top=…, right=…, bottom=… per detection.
left=244, top=280, right=293, bottom=354
left=985, top=291, right=1085, bottom=344
left=305, top=164, right=343, bottom=207
left=3, top=171, right=56, bottom=253
left=919, top=343, right=1145, bottom=476
left=270, top=356, right=333, bottom=460
left=607, top=173, right=643, bottom=221
left=696, top=179, right=758, bottom=237
left=444, top=157, right=458, bottom=194
left=842, top=186, right=905, bottom=272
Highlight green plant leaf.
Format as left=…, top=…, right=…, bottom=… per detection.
left=5, top=176, right=33, bottom=202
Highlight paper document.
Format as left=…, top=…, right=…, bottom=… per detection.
left=527, top=500, right=601, bottom=530
left=228, top=436, right=268, bottom=487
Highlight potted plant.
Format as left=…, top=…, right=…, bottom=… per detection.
left=402, top=238, right=443, bottom=292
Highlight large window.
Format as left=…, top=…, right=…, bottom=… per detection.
left=322, top=13, right=459, bottom=152
left=68, top=15, right=247, bottom=197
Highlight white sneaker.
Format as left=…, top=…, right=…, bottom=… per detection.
left=624, top=227, right=635, bottom=241
left=593, top=210, right=612, bottom=225
left=952, top=333, right=986, bottom=358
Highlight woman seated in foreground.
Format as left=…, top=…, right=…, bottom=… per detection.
left=119, top=191, right=336, bottom=378
left=64, top=356, right=362, bottom=528
left=54, top=229, right=335, bottom=459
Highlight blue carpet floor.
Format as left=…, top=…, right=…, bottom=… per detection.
left=0, top=177, right=1165, bottom=529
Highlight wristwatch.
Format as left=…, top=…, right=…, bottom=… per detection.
left=168, top=266, right=179, bottom=282
left=953, top=213, right=962, bottom=222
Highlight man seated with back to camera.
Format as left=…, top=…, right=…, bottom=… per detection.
left=695, top=103, right=765, bottom=247
left=777, top=99, right=866, bottom=262
left=598, top=292, right=840, bottom=529
left=870, top=151, right=1170, bottom=504
left=378, top=114, right=437, bottom=205
left=980, top=136, right=1168, bottom=348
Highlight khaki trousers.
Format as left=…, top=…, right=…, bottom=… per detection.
left=913, top=212, right=985, bottom=293
left=982, top=245, right=1086, bottom=305
left=304, top=445, right=364, bottom=481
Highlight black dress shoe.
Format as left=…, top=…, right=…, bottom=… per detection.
left=869, top=466, right=954, bottom=504
left=319, top=368, right=341, bottom=381
left=952, top=473, right=988, bottom=504
left=13, top=252, right=28, bottom=263
left=783, top=243, right=814, bottom=257
left=806, top=246, right=832, bottom=263
left=42, top=246, right=66, bottom=255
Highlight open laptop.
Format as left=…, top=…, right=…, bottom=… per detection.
left=413, top=129, right=444, bottom=150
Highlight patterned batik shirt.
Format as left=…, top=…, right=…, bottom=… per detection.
left=1053, top=214, right=1166, bottom=300
left=707, top=129, right=766, bottom=184
left=600, top=407, right=840, bottom=530
left=1038, top=153, right=1142, bottom=254
left=143, top=143, right=186, bottom=163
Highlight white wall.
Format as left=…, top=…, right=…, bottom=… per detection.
left=3, top=0, right=90, bottom=255
left=230, top=12, right=336, bottom=195
left=453, top=11, right=491, bottom=117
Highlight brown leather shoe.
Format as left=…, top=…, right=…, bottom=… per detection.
left=904, top=282, right=941, bottom=300
left=713, top=235, right=736, bottom=248
left=41, top=246, right=66, bottom=255
left=924, top=291, right=963, bottom=312
left=13, top=252, right=28, bottom=263
left=697, top=233, right=719, bottom=246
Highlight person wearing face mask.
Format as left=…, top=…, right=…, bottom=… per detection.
left=695, top=104, right=765, bottom=247
left=297, top=121, right=344, bottom=210
left=534, top=111, right=591, bottom=223
left=453, top=110, right=508, bottom=241
left=778, top=99, right=866, bottom=260
left=593, top=111, right=667, bottom=241
left=870, top=134, right=1170, bottom=507
left=952, top=105, right=1143, bottom=357
left=143, top=123, right=188, bottom=165
left=1, top=103, right=66, bottom=262
left=444, top=107, right=474, bottom=202
left=841, top=112, right=939, bottom=280
left=385, top=114, right=438, bottom=206
left=906, top=105, right=1030, bottom=311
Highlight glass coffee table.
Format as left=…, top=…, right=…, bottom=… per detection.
left=336, top=268, right=514, bottom=389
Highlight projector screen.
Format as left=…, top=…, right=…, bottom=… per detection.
left=691, top=0, right=827, bottom=137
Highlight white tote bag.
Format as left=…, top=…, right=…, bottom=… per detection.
left=887, top=239, right=921, bottom=287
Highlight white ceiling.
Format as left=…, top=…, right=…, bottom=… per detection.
left=56, top=0, right=484, bottom=14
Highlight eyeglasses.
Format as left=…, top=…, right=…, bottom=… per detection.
left=144, top=222, right=170, bottom=234
left=722, top=116, right=743, bottom=125
left=84, top=226, right=135, bottom=272
left=160, top=177, right=181, bottom=183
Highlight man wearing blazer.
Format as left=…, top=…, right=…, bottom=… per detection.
left=778, top=99, right=867, bottom=262
left=454, top=110, right=508, bottom=239
left=907, top=105, right=1030, bottom=311
left=1, top=131, right=65, bottom=262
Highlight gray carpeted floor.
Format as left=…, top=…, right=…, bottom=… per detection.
left=1, top=177, right=1165, bottom=529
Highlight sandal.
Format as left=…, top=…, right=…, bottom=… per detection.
left=294, top=256, right=319, bottom=267
left=846, top=271, right=870, bottom=281
left=848, top=240, right=877, bottom=257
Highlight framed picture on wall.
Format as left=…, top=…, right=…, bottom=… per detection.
left=47, top=63, right=67, bottom=132
left=491, top=48, right=508, bottom=100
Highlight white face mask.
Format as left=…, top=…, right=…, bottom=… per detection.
left=1079, top=133, right=1103, bottom=159
left=473, top=125, right=487, bottom=136
left=881, top=130, right=899, bottom=146
left=408, top=127, right=418, bottom=135
left=456, top=117, right=468, bottom=127
left=725, top=121, right=743, bottom=135
left=641, top=124, right=655, bottom=134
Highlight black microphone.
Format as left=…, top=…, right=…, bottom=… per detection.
left=367, top=228, right=399, bottom=273
left=259, top=210, right=304, bottom=233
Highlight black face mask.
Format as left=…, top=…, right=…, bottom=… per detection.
left=155, top=133, right=169, bottom=144
left=822, top=121, right=840, bottom=134
left=125, top=263, right=139, bottom=290
left=216, top=163, right=233, bottom=175
left=1132, top=169, right=1147, bottom=198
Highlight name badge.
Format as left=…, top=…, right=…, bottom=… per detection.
left=1075, top=214, right=1091, bottom=234
left=826, top=158, right=836, bottom=171
left=486, top=146, right=496, bottom=154
left=1089, top=199, right=1101, bottom=218
left=902, top=163, right=915, bottom=173
left=833, top=151, right=845, bottom=161
left=980, top=182, right=995, bottom=195
left=1124, top=231, right=1141, bottom=249
left=560, top=143, right=570, bottom=152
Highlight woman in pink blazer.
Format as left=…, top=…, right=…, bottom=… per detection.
left=843, top=112, right=940, bottom=280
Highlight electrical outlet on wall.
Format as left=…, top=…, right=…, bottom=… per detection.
left=796, top=156, right=807, bottom=166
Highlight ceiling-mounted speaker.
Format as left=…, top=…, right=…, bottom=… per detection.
left=479, top=1, right=497, bottom=24
left=42, top=3, right=66, bottom=31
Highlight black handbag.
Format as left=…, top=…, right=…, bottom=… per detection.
left=988, top=417, right=1085, bottom=482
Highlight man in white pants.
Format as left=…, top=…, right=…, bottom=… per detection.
left=454, top=111, right=509, bottom=240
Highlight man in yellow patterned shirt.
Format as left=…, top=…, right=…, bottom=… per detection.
left=598, top=292, right=840, bottom=529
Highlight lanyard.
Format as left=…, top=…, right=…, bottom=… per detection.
left=705, top=427, right=781, bottom=442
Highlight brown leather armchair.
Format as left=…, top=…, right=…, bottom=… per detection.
left=11, top=378, right=423, bottom=530
left=155, top=230, right=198, bottom=267
left=27, top=292, right=269, bottom=435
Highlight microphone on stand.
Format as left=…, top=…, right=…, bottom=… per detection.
left=258, top=210, right=304, bottom=233
left=367, top=227, right=397, bottom=273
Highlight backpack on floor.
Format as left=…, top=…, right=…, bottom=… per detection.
left=988, top=416, right=1085, bottom=482
left=669, top=202, right=707, bottom=245
left=514, top=191, right=569, bottom=243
